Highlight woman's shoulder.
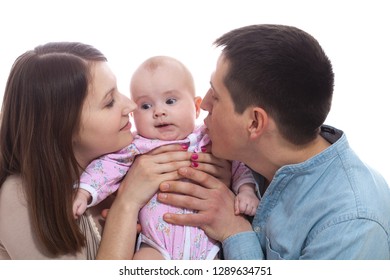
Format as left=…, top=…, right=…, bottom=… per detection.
left=0, top=175, right=26, bottom=206
left=0, top=175, right=28, bottom=224
left=1, top=174, right=23, bottom=186
left=0, top=175, right=100, bottom=259
left=0, top=175, right=31, bottom=259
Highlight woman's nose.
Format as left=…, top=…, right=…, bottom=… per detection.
left=128, top=99, right=137, bottom=112
left=122, top=95, right=137, bottom=115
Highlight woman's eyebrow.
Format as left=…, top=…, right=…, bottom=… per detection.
left=101, top=87, right=115, bottom=102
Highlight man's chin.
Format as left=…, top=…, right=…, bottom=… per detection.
left=211, top=146, right=224, bottom=159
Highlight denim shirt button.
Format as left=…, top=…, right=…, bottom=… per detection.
left=254, top=226, right=261, bottom=232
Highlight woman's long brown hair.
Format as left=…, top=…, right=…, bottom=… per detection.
left=0, top=42, right=107, bottom=255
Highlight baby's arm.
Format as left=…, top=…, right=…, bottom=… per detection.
left=72, top=144, right=139, bottom=218
left=231, top=161, right=260, bottom=216
left=234, top=183, right=259, bottom=216
left=72, top=188, right=92, bottom=219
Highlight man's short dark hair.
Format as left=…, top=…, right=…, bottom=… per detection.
left=215, top=24, right=334, bottom=145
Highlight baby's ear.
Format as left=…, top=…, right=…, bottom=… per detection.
left=194, top=96, right=202, bottom=118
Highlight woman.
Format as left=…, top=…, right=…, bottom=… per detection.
left=0, top=42, right=230, bottom=259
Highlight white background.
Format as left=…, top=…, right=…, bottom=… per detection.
left=1, top=260, right=390, bottom=279
left=0, top=0, right=389, bottom=183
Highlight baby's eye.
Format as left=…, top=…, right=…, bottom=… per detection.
left=166, top=98, right=177, bottom=105
left=141, top=103, right=152, bottom=110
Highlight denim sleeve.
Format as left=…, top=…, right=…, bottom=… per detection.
left=222, top=231, right=264, bottom=259
left=301, top=219, right=390, bottom=259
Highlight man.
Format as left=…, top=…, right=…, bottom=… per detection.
left=158, top=24, right=390, bottom=259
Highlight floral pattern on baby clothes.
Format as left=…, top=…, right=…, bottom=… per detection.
left=139, top=193, right=219, bottom=260
left=79, top=143, right=141, bottom=206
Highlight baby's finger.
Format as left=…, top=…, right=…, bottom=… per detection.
left=234, top=198, right=241, bottom=215
left=101, top=208, right=109, bottom=219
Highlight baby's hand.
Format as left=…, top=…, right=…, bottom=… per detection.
left=234, top=184, right=260, bottom=216
left=72, top=189, right=91, bottom=219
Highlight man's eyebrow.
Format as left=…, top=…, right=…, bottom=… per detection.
left=209, top=81, right=217, bottom=93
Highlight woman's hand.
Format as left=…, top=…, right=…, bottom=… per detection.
left=116, top=144, right=192, bottom=210
left=97, top=144, right=192, bottom=259
left=191, top=143, right=232, bottom=188
left=158, top=166, right=253, bottom=243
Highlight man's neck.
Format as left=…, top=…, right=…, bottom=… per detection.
left=248, top=134, right=331, bottom=183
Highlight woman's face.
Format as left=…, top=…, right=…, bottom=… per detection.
left=201, top=54, right=248, bottom=161
left=73, top=61, right=136, bottom=168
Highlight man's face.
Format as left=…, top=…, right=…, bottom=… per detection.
left=201, top=54, right=248, bottom=161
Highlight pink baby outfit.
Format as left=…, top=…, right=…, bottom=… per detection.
left=79, top=125, right=256, bottom=259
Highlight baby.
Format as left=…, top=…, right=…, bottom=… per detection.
left=73, top=56, right=260, bottom=259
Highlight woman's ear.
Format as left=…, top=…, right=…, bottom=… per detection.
left=194, top=96, right=202, bottom=118
left=248, top=107, right=268, bottom=139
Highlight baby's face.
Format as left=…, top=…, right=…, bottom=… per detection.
left=130, top=64, right=201, bottom=141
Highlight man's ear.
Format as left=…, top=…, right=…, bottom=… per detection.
left=248, top=107, right=268, bottom=139
left=194, top=96, right=202, bottom=118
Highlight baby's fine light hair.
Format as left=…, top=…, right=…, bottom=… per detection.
left=136, top=55, right=196, bottom=96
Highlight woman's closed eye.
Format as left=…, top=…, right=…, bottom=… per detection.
left=106, top=99, right=115, bottom=108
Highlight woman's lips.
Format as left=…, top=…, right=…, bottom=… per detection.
left=120, top=121, right=132, bottom=131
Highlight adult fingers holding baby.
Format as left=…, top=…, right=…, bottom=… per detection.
left=158, top=166, right=252, bottom=243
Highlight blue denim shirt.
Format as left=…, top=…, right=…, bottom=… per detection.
left=223, top=125, right=390, bottom=259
